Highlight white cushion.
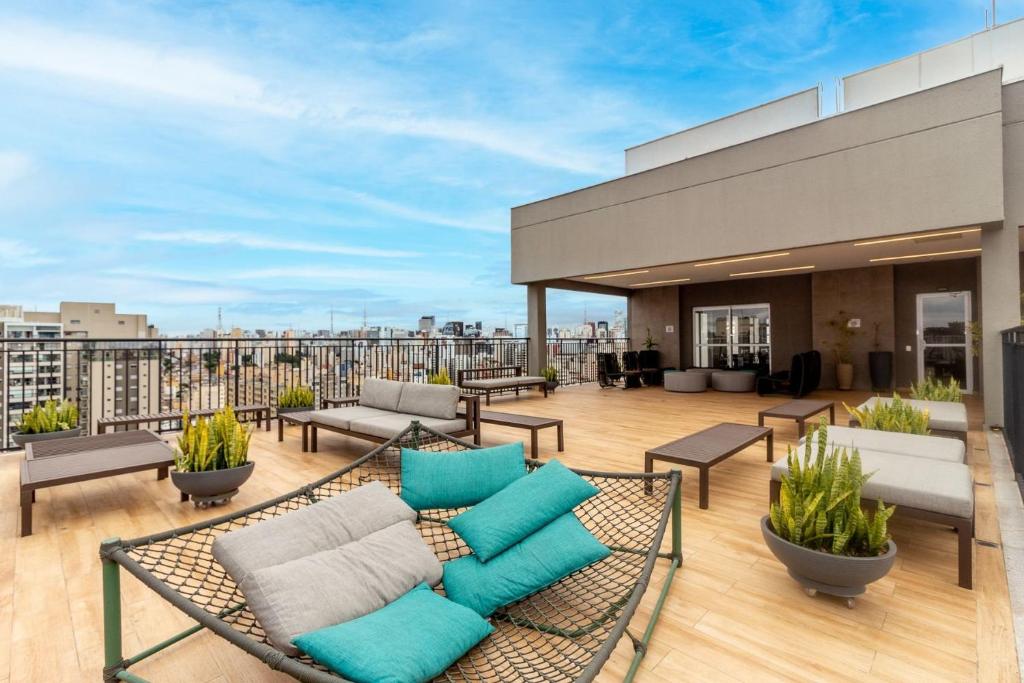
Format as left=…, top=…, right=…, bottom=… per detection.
left=772, top=449, right=973, bottom=518
left=801, top=426, right=965, bottom=464
left=397, top=382, right=459, bottom=419
left=359, top=378, right=404, bottom=411
left=858, top=397, right=967, bottom=433
left=212, top=481, right=416, bottom=585
left=311, top=406, right=391, bottom=430
left=240, top=520, right=442, bottom=654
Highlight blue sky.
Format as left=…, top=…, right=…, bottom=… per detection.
left=0, top=1, right=1020, bottom=334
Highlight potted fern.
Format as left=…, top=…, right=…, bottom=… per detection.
left=278, top=385, right=315, bottom=414
left=12, top=400, right=82, bottom=446
left=541, top=366, right=559, bottom=392
left=845, top=394, right=930, bottom=434
left=427, top=368, right=452, bottom=385
left=171, top=406, right=255, bottom=508
left=762, top=421, right=896, bottom=607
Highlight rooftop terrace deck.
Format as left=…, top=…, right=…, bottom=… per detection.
left=0, top=385, right=1017, bottom=681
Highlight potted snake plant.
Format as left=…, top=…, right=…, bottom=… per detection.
left=12, top=400, right=82, bottom=447
left=278, top=385, right=315, bottom=415
left=541, top=366, right=559, bottom=392
left=171, top=405, right=254, bottom=508
left=762, top=420, right=896, bottom=608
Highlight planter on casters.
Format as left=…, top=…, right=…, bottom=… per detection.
left=172, top=462, right=255, bottom=509
left=760, top=516, right=896, bottom=608
left=868, top=351, right=893, bottom=392
left=11, top=427, right=83, bottom=447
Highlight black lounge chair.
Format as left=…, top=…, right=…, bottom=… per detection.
left=99, top=423, right=681, bottom=683
left=597, top=352, right=625, bottom=387
left=757, top=350, right=822, bottom=398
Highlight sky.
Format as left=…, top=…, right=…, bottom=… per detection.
left=0, top=1, right=1021, bottom=335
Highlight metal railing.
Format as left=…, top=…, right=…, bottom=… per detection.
left=0, top=336, right=629, bottom=449
left=1002, top=327, right=1024, bottom=480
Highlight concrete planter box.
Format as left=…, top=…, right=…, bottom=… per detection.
left=11, top=427, right=83, bottom=447
left=760, top=515, right=896, bottom=608
left=172, top=462, right=255, bottom=508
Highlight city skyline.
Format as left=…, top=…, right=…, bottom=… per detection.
left=0, top=1, right=1014, bottom=333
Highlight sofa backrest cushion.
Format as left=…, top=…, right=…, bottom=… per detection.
left=397, top=382, right=460, bottom=420
left=359, top=378, right=404, bottom=412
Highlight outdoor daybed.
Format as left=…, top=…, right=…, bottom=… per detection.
left=849, top=396, right=968, bottom=442
left=99, top=423, right=682, bottom=682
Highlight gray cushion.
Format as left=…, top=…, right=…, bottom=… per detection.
left=771, top=449, right=973, bottom=518
left=212, top=481, right=415, bottom=584
left=664, top=371, right=708, bottom=392
left=359, top=378, right=404, bottom=411
left=311, top=406, right=391, bottom=430
left=711, top=371, right=756, bottom=392
left=801, top=426, right=965, bottom=464
left=349, top=413, right=466, bottom=439
left=516, top=376, right=545, bottom=385
left=858, top=396, right=968, bottom=433
left=462, top=377, right=517, bottom=389
left=397, top=382, right=459, bottom=420
left=240, top=520, right=442, bottom=654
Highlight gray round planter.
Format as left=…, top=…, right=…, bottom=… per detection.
left=11, top=427, right=83, bottom=447
left=172, top=462, right=255, bottom=508
left=760, top=515, right=896, bottom=608
left=277, top=406, right=313, bottom=415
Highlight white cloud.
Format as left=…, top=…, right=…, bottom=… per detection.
left=0, top=151, right=33, bottom=188
left=135, top=230, right=420, bottom=258
left=329, top=187, right=507, bottom=234
left=0, top=238, right=58, bottom=267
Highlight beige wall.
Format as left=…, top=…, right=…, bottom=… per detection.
left=628, top=287, right=680, bottom=369
left=810, top=267, right=895, bottom=390
left=511, top=70, right=1005, bottom=284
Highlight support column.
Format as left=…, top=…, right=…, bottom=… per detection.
left=526, top=283, right=547, bottom=374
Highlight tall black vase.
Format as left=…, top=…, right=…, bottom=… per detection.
left=868, top=351, right=893, bottom=392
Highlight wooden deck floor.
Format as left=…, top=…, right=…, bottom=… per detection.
left=0, top=385, right=1017, bottom=682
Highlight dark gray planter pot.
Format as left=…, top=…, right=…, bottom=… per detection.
left=761, top=516, right=896, bottom=607
left=172, top=462, right=254, bottom=508
left=277, top=406, right=313, bottom=415
left=12, top=427, right=83, bottom=447
left=545, top=380, right=559, bottom=393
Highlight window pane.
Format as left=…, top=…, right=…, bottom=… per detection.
left=733, top=306, right=770, bottom=345
left=695, top=345, right=730, bottom=369
left=921, top=294, right=967, bottom=345
left=695, top=309, right=730, bottom=345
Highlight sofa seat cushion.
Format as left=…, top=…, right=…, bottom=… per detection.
left=771, top=449, right=973, bottom=518
left=240, top=520, right=442, bottom=655
left=359, top=378, right=404, bottom=412
left=461, top=377, right=518, bottom=389
left=212, top=481, right=416, bottom=585
left=802, top=425, right=965, bottom=464
left=348, top=414, right=467, bottom=439
left=859, top=397, right=968, bottom=433
left=397, top=382, right=460, bottom=420
left=312, top=406, right=392, bottom=431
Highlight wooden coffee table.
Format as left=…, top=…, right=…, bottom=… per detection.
left=758, top=399, right=835, bottom=438
left=20, top=430, right=175, bottom=536
left=457, top=408, right=563, bottom=458
left=277, top=411, right=316, bottom=452
left=645, top=423, right=773, bottom=509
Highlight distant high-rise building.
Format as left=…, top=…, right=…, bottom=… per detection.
left=441, top=321, right=464, bottom=337
left=418, top=315, right=436, bottom=333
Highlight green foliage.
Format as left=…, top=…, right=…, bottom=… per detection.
left=643, top=327, right=658, bottom=351
left=175, top=405, right=252, bottom=472
left=427, top=368, right=452, bottom=385
left=16, top=400, right=79, bottom=434
left=769, top=419, right=894, bottom=557
left=274, top=352, right=301, bottom=368
left=845, top=394, right=929, bottom=435
left=540, top=366, right=558, bottom=382
left=825, top=311, right=858, bottom=364
left=278, top=385, right=315, bottom=408
left=910, top=376, right=962, bottom=402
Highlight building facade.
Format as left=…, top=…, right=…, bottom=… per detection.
left=511, top=20, right=1024, bottom=424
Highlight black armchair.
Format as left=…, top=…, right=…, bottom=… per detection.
left=757, top=351, right=821, bottom=398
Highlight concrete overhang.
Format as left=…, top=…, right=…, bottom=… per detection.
left=511, top=69, right=1007, bottom=285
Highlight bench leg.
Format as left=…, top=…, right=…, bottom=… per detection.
left=301, top=425, right=309, bottom=453
left=829, top=404, right=836, bottom=425
left=485, top=392, right=491, bottom=406
left=557, top=423, right=564, bottom=451
left=157, top=466, right=168, bottom=480
left=698, top=467, right=710, bottom=510
left=530, top=430, right=539, bottom=459
left=766, top=431, right=774, bottom=463
left=180, top=490, right=190, bottom=503
left=20, top=489, right=33, bottom=537
left=311, top=426, right=318, bottom=453
left=277, top=418, right=284, bottom=442
left=643, top=454, right=654, bottom=495
left=265, top=409, right=271, bottom=432
left=797, top=419, right=805, bottom=439
left=956, top=517, right=973, bottom=589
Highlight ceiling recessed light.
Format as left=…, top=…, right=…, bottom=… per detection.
left=582, top=269, right=650, bottom=280
left=729, top=265, right=815, bottom=277
left=854, top=228, right=981, bottom=246
left=868, top=248, right=981, bottom=263
left=693, top=252, right=790, bottom=267
left=629, top=277, right=691, bottom=287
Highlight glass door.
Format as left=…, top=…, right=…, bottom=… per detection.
left=916, top=291, right=972, bottom=392
left=693, top=304, right=771, bottom=370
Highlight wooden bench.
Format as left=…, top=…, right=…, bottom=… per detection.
left=457, top=408, right=564, bottom=458
left=456, top=367, right=548, bottom=405
left=96, top=404, right=271, bottom=434
left=20, top=430, right=176, bottom=536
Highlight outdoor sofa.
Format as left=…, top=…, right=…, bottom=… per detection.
left=771, top=425, right=974, bottom=588
left=309, top=378, right=480, bottom=445
left=850, top=396, right=968, bottom=442
left=456, top=366, right=547, bottom=405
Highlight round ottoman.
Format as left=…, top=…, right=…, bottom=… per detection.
left=711, top=370, right=756, bottom=392
left=664, top=371, right=707, bottom=393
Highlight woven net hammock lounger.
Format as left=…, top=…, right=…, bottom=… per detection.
left=99, top=423, right=682, bottom=683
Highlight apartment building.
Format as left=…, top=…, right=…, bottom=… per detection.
left=0, top=306, right=64, bottom=446
left=512, top=20, right=1024, bottom=424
